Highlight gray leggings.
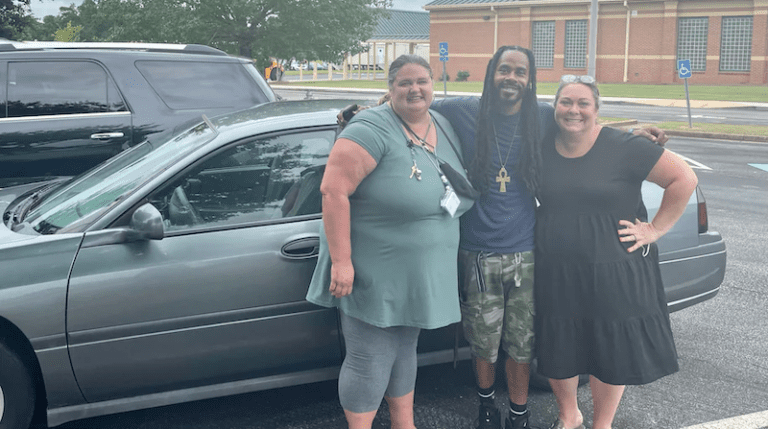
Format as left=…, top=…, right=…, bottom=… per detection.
left=338, top=312, right=421, bottom=413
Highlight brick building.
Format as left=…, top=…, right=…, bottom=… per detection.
left=424, top=0, right=768, bottom=85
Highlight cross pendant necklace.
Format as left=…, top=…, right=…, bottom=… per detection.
left=492, top=119, right=519, bottom=193
left=410, top=161, right=422, bottom=180
left=397, top=110, right=433, bottom=181
left=496, top=166, right=510, bottom=193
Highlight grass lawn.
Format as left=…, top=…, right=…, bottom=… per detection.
left=274, top=78, right=767, bottom=137
left=653, top=121, right=768, bottom=137
left=599, top=117, right=634, bottom=124
left=278, top=79, right=768, bottom=103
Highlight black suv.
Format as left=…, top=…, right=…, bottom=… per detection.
left=0, top=41, right=277, bottom=187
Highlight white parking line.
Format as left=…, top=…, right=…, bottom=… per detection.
left=749, top=163, right=768, bottom=173
left=677, top=114, right=727, bottom=120
left=671, top=151, right=713, bottom=171
left=680, top=410, right=768, bottom=429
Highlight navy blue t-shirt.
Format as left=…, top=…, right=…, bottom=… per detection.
left=431, top=97, right=554, bottom=253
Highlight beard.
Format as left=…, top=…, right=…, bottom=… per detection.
left=495, top=82, right=526, bottom=108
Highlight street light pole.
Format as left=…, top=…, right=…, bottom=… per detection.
left=588, top=0, right=598, bottom=78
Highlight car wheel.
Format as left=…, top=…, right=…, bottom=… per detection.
left=529, top=357, right=589, bottom=391
left=0, top=342, right=35, bottom=429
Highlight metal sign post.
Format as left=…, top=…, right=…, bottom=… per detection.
left=678, top=59, right=693, bottom=128
left=439, top=42, right=448, bottom=97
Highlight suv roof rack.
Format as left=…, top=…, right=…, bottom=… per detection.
left=0, top=41, right=228, bottom=56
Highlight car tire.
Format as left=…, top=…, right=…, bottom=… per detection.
left=529, top=357, right=589, bottom=391
left=0, top=341, right=36, bottom=429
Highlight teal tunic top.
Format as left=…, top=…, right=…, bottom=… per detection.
left=306, top=104, right=474, bottom=329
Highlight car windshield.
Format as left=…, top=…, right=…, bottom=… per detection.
left=21, top=122, right=216, bottom=234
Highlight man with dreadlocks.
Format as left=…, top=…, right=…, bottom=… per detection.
left=431, top=45, right=544, bottom=429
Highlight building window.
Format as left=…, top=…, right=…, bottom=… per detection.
left=532, top=21, right=555, bottom=68
left=677, top=17, right=708, bottom=72
left=564, top=20, right=588, bottom=69
left=720, top=16, right=753, bottom=72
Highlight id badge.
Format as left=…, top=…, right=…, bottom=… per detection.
left=440, top=187, right=461, bottom=217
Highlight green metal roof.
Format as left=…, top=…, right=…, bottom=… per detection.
left=426, top=0, right=535, bottom=6
left=371, top=9, right=430, bottom=41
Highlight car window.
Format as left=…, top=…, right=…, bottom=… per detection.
left=150, top=129, right=334, bottom=232
left=6, top=61, right=127, bottom=117
left=21, top=122, right=216, bottom=235
left=135, top=60, right=272, bottom=110
left=0, top=62, right=6, bottom=118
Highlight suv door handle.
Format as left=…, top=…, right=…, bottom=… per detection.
left=90, top=132, right=125, bottom=140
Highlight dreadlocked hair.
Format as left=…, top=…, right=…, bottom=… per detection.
left=469, top=45, right=543, bottom=197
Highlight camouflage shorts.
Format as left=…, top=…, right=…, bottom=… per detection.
left=458, top=249, right=535, bottom=364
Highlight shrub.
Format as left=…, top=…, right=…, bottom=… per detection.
left=456, top=70, right=470, bottom=81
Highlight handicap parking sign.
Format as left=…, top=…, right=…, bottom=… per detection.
left=439, top=42, right=448, bottom=62
left=678, top=59, right=692, bottom=79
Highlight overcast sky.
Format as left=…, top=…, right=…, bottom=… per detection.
left=390, top=0, right=431, bottom=12
left=28, top=0, right=75, bottom=19
left=29, top=0, right=433, bottom=19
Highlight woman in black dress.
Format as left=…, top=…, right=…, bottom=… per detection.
left=534, top=76, right=698, bottom=429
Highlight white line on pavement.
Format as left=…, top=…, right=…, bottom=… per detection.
left=749, top=163, right=768, bottom=172
left=680, top=409, right=768, bottom=429
left=671, top=151, right=713, bottom=171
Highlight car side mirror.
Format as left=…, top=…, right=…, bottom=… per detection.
left=129, top=203, right=164, bottom=240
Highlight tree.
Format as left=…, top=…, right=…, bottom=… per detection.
left=54, top=21, right=82, bottom=41
left=1, top=0, right=30, bottom=39
left=187, top=0, right=391, bottom=67
left=15, top=0, right=390, bottom=71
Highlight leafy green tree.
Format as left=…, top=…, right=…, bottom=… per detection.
left=1, top=0, right=30, bottom=39
left=20, top=14, right=59, bottom=40
left=54, top=21, right=82, bottom=41
left=15, top=0, right=390, bottom=71
left=76, top=0, right=201, bottom=43
left=186, top=0, right=390, bottom=68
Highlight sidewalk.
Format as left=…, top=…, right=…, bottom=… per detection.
left=274, top=84, right=768, bottom=142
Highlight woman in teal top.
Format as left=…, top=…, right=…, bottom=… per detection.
left=306, top=55, right=473, bottom=429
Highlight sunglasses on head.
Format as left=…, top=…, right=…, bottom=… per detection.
left=560, top=74, right=596, bottom=84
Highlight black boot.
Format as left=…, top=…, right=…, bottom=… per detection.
left=504, top=409, right=529, bottom=429
left=476, top=401, right=501, bottom=429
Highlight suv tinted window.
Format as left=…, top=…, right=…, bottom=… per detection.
left=7, top=61, right=127, bottom=117
left=136, top=60, right=271, bottom=110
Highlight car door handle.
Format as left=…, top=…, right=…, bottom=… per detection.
left=91, top=132, right=125, bottom=140
left=281, top=236, right=320, bottom=259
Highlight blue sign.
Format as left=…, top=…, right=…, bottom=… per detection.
left=678, top=59, right=692, bottom=79
left=439, top=42, right=449, bottom=62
